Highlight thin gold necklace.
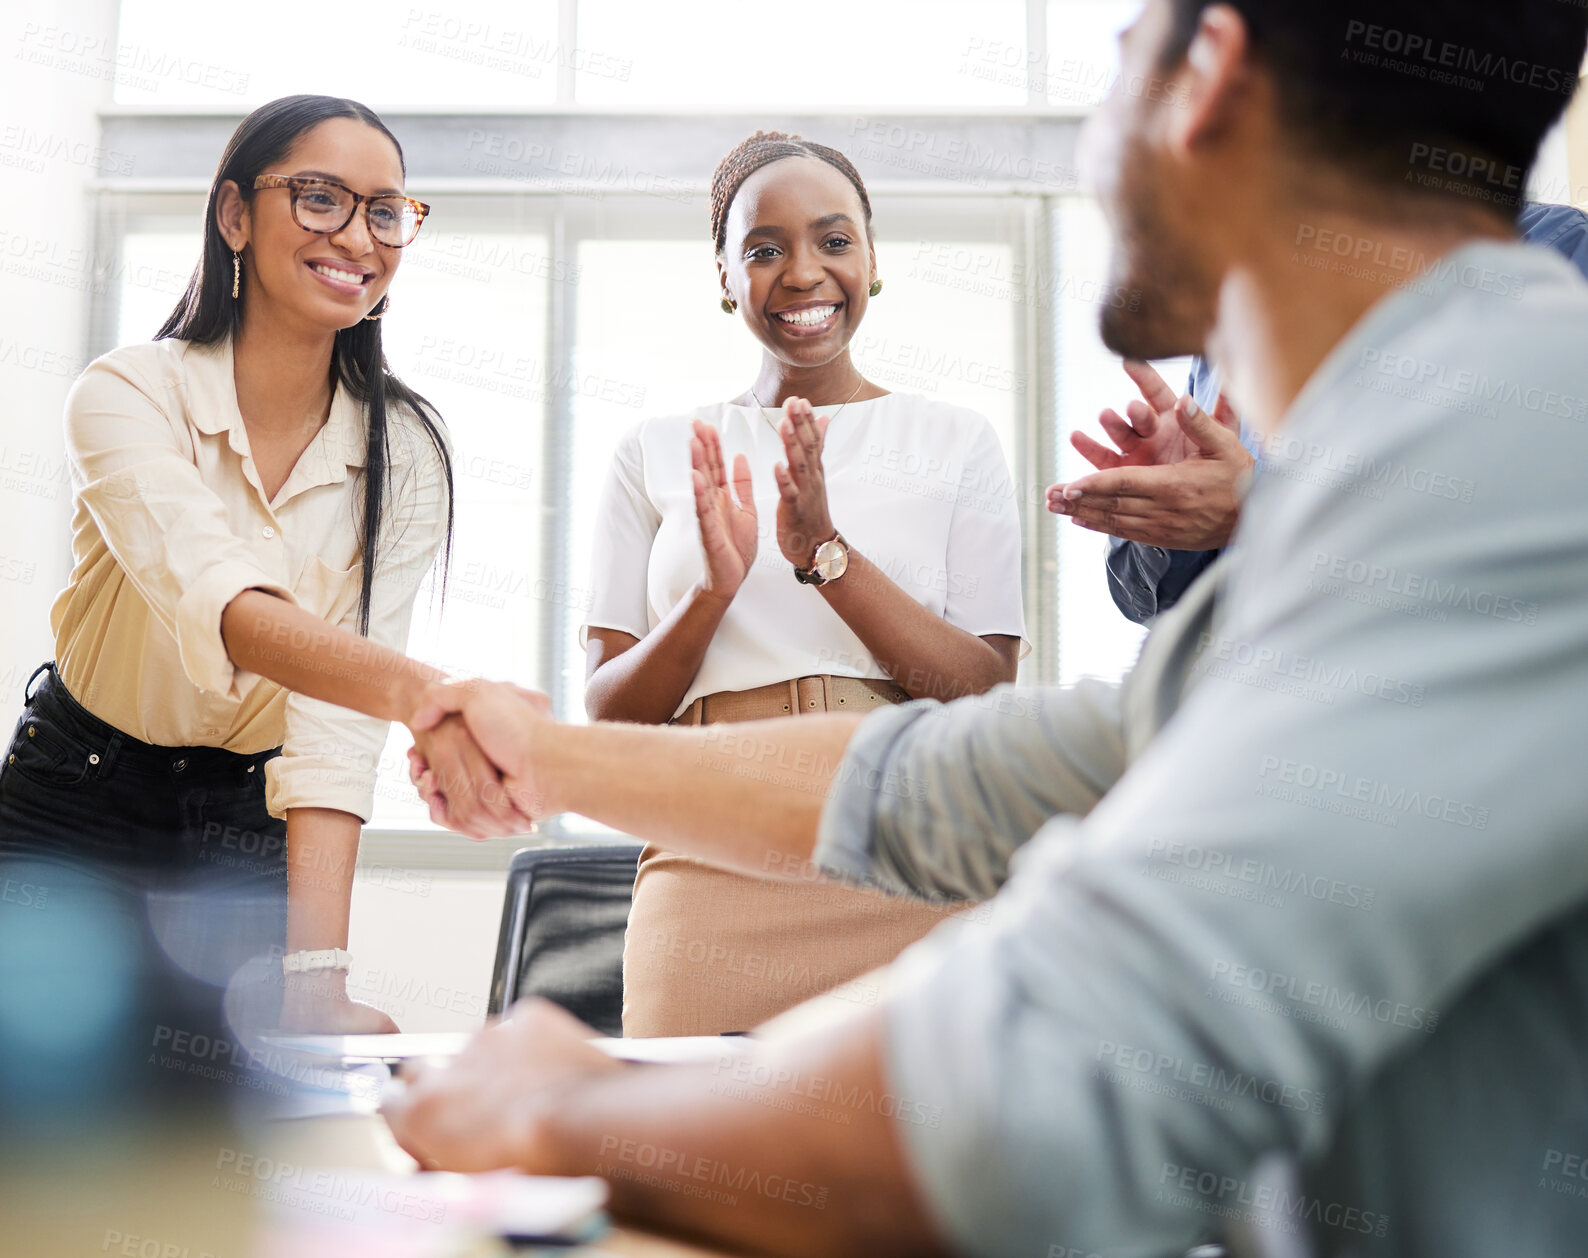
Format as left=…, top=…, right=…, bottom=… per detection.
left=748, top=376, right=867, bottom=438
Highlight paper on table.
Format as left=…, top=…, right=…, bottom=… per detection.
left=260, top=1032, right=753, bottom=1067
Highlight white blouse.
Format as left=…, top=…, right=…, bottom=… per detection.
left=584, top=393, right=1028, bottom=718
left=51, top=338, right=449, bottom=821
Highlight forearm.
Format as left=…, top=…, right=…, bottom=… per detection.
left=222, top=589, right=440, bottom=723
left=821, top=550, right=1014, bottom=701
left=284, top=807, right=361, bottom=952
left=585, top=584, right=732, bottom=724
left=538, top=714, right=863, bottom=876
left=528, top=1013, right=945, bottom=1258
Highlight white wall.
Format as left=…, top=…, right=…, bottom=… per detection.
left=347, top=870, right=505, bottom=1031
left=0, top=1, right=120, bottom=695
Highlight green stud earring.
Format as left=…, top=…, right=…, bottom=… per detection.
left=869, top=279, right=883, bottom=297
left=721, top=296, right=737, bottom=314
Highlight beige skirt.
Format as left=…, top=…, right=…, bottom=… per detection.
left=620, top=675, right=961, bottom=1037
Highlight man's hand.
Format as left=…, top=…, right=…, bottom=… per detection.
left=278, top=971, right=399, bottom=1034
left=1048, top=360, right=1254, bottom=550
left=383, top=999, right=621, bottom=1172
left=409, top=714, right=537, bottom=840
left=408, top=681, right=556, bottom=824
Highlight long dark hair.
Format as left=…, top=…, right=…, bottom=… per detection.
left=156, top=94, right=452, bottom=634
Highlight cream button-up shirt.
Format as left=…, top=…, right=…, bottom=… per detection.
left=50, top=337, right=449, bottom=821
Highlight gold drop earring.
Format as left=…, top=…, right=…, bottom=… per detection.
left=721, top=295, right=737, bottom=314
left=231, top=250, right=242, bottom=300
left=869, top=278, right=883, bottom=297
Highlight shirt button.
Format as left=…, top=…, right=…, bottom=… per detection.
left=262, top=526, right=276, bottom=539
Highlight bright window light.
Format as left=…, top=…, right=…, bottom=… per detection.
left=113, top=1, right=559, bottom=107
left=574, top=0, right=1028, bottom=107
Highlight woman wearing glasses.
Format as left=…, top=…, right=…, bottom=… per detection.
left=0, top=95, right=524, bottom=1033
left=581, top=132, right=1028, bottom=1036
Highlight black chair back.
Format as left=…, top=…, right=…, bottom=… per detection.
left=487, top=842, right=643, bottom=1036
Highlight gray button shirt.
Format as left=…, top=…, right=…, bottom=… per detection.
left=814, top=242, right=1588, bottom=1258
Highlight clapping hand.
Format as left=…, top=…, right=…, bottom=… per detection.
left=772, top=397, right=837, bottom=565
left=691, top=419, right=758, bottom=603
left=1047, top=360, right=1253, bottom=551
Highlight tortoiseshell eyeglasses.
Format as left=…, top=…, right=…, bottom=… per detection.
left=252, top=174, right=430, bottom=248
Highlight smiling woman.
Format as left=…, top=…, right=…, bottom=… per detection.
left=0, top=96, right=520, bottom=1036
left=573, top=131, right=1030, bottom=1036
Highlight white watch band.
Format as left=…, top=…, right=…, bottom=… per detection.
left=282, top=948, right=353, bottom=976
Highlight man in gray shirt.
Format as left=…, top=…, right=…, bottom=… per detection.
left=385, top=3, right=1588, bottom=1256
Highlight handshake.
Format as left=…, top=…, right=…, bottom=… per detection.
left=404, top=681, right=559, bottom=839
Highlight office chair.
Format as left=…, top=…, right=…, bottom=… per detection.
left=487, top=842, right=643, bottom=1037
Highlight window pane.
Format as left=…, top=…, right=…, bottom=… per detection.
left=376, top=222, right=551, bottom=823
left=117, top=234, right=201, bottom=345
left=576, top=0, right=1028, bottom=107
left=113, top=1, right=558, bottom=107
left=565, top=235, right=756, bottom=716
left=1046, top=0, right=1141, bottom=109
left=862, top=238, right=1021, bottom=469
left=1053, top=197, right=1148, bottom=683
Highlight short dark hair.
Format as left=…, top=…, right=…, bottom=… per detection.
left=709, top=131, right=873, bottom=254
left=1163, top=1, right=1588, bottom=211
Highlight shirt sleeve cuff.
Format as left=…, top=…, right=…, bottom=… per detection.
left=175, top=559, right=297, bottom=699
left=265, top=750, right=377, bottom=822
left=812, top=701, right=940, bottom=889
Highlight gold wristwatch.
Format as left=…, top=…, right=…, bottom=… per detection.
left=794, top=533, right=850, bottom=586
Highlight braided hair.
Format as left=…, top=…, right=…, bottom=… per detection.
left=709, top=130, right=874, bottom=254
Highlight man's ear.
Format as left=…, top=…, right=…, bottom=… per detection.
left=215, top=179, right=249, bottom=252
left=1169, top=3, right=1253, bottom=156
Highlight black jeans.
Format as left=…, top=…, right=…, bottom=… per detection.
left=0, top=662, right=288, bottom=979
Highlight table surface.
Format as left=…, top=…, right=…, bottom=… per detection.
left=263, top=1107, right=743, bottom=1258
